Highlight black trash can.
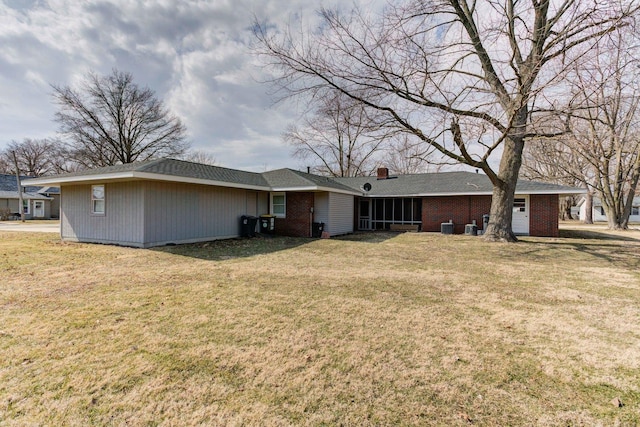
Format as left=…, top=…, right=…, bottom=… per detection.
left=441, top=221, right=454, bottom=234
left=240, top=215, right=258, bottom=237
left=312, top=222, right=324, bottom=238
left=259, top=214, right=276, bottom=234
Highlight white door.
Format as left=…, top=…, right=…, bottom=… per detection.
left=512, top=196, right=529, bottom=235
left=34, top=200, right=45, bottom=218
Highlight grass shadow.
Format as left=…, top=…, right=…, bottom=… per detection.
left=151, top=231, right=400, bottom=261
left=332, top=231, right=405, bottom=244
left=517, top=228, right=640, bottom=269
left=151, top=234, right=312, bottom=261
left=559, top=228, right=640, bottom=242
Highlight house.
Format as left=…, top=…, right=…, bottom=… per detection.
left=577, top=196, right=640, bottom=223
left=0, top=174, right=56, bottom=220
left=24, top=159, right=584, bottom=247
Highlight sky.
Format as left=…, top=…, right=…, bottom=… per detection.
left=0, top=0, right=385, bottom=172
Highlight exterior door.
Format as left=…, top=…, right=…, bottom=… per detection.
left=358, top=199, right=371, bottom=230
left=34, top=200, right=45, bottom=218
left=512, top=196, right=529, bottom=235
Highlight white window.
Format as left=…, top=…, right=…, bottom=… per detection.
left=632, top=206, right=639, bottom=216
left=271, top=192, right=286, bottom=218
left=91, top=185, right=105, bottom=215
left=513, top=198, right=526, bottom=212
left=22, top=199, right=30, bottom=214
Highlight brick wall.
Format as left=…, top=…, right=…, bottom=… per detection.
left=422, top=195, right=491, bottom=233
left=275, top=192, right=314, bottom=237
left=529, top=194, right=559, bottom=237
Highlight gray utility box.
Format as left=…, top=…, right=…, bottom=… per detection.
left=441, top=222, right=454, bottom=234
left=464, top=224, right=478, bottom=236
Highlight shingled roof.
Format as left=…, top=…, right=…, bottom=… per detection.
left=336, top=171, right=582, bottom=196
left=24, top=159, right=584, bottom=196
left=25, top=158, right=270, bottom=189
left=262, top=168, right=360, bottom=194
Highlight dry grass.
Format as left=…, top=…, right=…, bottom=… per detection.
left=1, top=226, right=640, bottom=426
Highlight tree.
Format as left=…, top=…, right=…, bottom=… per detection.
left=284, top=92, right=388, bottom=177
left=179, top=150, right=218, bottom=166
left=565, top=34, right=640, bottom=230
left=255, top=1, right=637, bottom=241
left=524, top=30, right=640, bottom=229
left=521, top=136, right=589, bottom=220
left=387, top=135, right=444, bottom=175
left=0, top=138, right=60, bottom=177
left=52, top=69, right=188, bottom=168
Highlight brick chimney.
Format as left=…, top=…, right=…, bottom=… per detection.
left=377, top=167, right=389, bottom=180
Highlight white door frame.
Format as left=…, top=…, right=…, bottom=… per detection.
left=358, top=199, right=371, bottom=230
left=512, top=195, right=529, bottom=235
left=33, top=200, right=45, bottom=218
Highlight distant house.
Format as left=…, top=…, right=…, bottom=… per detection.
left=0, top=174, right=57, bottom=219
left=25, top=159, right=584, bottom=247
left=577, top=196, right=640, bottom=223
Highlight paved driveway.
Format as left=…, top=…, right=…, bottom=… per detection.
left=0, top=221, right=60, bottom=233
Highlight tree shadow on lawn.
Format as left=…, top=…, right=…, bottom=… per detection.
left=559, top=228, right=640, bottom=242
left=151, top=234, right=310, bottom=261
left=516, top=228, right=640, bottom=269
left=151, top=232, right=398, bottom=261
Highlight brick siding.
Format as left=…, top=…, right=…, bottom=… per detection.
left=422, top=195, right=492, bottom=234
left=275, top=192, right=314, bottom=237
left=529, top=194, right=559, bottom=237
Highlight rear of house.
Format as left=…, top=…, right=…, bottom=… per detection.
left=338, top=168, right=578, bottom=238
left=25, top=159, right=583, bottom=247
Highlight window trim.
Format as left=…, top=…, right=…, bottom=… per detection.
left=91, top=185, right=105, bottom=215
left=270, top=192, right=286, bottom=218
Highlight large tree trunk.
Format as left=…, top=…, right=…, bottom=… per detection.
left=584, top=191, right=593, bottom=224
left=483, top=136, right=524, bottom=242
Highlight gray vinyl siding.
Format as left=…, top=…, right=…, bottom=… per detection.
left=257, top=192, right=269, bottom=215
left=314, top=193, right=329, bottom=226
left=328, top=192, right=354, bottom=235
left=142, top=181, right=254, bottom=247
left=60, top=182, right=144, bottom=246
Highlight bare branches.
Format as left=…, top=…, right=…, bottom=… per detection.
left=254, top=0, right=638, bottom=240
left=52, top=69, right=189, bottom=168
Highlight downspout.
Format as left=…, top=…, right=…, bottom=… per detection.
left=310, top=206, right=314, bottom=237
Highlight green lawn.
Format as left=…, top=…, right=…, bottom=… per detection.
left=1, top=227, right=639, bottom=426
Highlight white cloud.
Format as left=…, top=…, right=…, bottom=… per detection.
left=0, top=0, right=387, bottom=171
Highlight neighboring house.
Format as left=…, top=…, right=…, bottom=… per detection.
left=0, top=174, right=55, bottom=219
left=25, top=159, right=584, bottom=248
left=577, top=196, right=640, bottom=223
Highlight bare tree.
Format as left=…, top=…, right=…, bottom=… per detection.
left=0, top=155, right=10, bottom=174
left=0, top=138, right=61, bottom=177
left=521, top=136, right=589, bottom=220
left=284, top=92, right=388, bottom=177
left=565, top=35, right=640, bottom=230
left=178, top=150, right=218, bottom=166
left=52, top=69, right=188, bottom=168
left=387, top=135, right=443, bottom=175
left=524, top=29, right=640, bottom=228
left=255, top=1, right=637, bottom=241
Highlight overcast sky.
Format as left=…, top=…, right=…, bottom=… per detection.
left=0, top=0, right=385, bottom=172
